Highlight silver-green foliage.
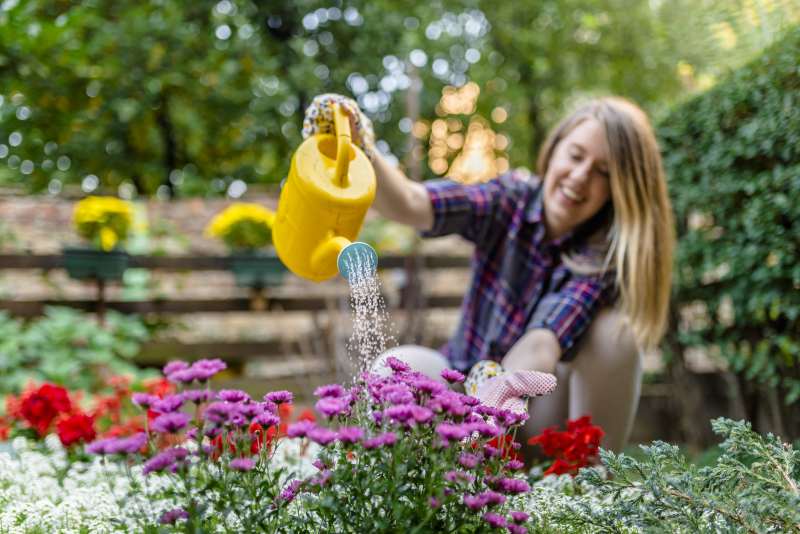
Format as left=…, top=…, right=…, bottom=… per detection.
left=550, top=418, right=800, bottom=533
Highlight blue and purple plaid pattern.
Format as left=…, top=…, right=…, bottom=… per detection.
left=423, top=171, right=616, bottom=371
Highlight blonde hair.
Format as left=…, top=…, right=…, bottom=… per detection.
left=537, top=96, right=675, bottom=352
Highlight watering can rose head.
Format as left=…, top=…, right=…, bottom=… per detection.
left=205, top=202, right=276, bottom=251
left=73, top=195, right=134, bottom=251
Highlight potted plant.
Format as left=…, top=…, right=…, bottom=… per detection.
left=205, top=202, right=287, bottom=288
left=63, top=195, right=133, bottom=281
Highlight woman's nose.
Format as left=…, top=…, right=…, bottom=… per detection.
left=570, top=160, right=592, bottom=184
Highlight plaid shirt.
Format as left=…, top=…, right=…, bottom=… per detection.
left=423, top=171, right=617, bottom=372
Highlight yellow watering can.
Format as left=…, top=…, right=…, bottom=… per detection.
left=273, top=104, right=378, bottom=283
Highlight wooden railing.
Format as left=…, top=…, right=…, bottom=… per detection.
left=0, top=253, right=469, bottom=317
left=0, top=252, right=467, bottom=373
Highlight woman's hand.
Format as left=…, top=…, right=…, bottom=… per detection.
left=478, top=370, right=557, bottom=414
left=467, top=361, right=557, bottom=415
left=302, top=93, right=376, bottom=158
left=302, top=94, right=433, bottom=230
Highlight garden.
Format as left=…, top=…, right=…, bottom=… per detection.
left=1, top=1, right=799, bottom=532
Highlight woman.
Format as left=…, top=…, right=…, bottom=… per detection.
left=304, top=94, right=675, bottom=454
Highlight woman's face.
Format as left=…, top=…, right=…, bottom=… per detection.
left=542, top=118, right=611, bottom=240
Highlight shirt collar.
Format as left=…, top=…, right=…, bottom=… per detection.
left=526, top=181, right=574, bottom=248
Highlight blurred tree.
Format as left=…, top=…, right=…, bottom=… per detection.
left=0, top=0, right=796, bottom=197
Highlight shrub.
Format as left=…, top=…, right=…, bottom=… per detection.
left=556, top=418, right=800, bottom=533
left=658, top=26, right=800, bottom=407
left=0, top=307, right=152, bottom=394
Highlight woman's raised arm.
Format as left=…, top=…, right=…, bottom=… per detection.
left=368, top=151, right=434, bottom=231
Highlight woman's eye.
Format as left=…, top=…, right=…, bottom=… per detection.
left=570, top=152, right=581, bottom=162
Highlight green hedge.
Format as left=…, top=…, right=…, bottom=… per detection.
left=659, top=26, right=800, bottom=404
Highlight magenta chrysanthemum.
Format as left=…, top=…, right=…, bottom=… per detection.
left=441, top=368, right=465, bottom=383
left=229, top=457, right=256, bottom=471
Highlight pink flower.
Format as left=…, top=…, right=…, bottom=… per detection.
left=458, top=452, right=480, bottom=469
left=441, top=369, right=465, bottom=383
left=307, top=427, right=337, bottom=445
left=315, top=397, right=351, bottom=418
left=385, top=356, right=410, bottom=373
left=229, top=457, right=255, bottom=471
left=510, top=511, right=529, bottom=523
left=151, top=412, right=190, bottom=434
left=159, top=508, right=189, bottom=524
left=482, top=512, right=507, bottom=528
left=279, top=480, right=302, bottom=502
left=314, top=384, right=347, bottom=398
left=287, top=420, right=316, bottom=438
left=264, top=391, right=293, bottom=404
left=337, top=426, right=364, bottom=444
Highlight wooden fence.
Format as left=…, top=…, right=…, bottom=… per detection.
left=0, top=252, right=464, bottom=386
left=0, top=251, right=697, bottom=444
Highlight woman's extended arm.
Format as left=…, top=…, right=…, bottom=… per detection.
left=369, top=151, right=434, bottom=231
left=501, top=328, right=562, bottom=374
left=339, top=105, right=434, bottom=231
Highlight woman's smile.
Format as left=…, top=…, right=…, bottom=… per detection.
left=542, top=118, right=611, bottom=240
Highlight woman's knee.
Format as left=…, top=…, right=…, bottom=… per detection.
left=573, top=308, right=640, bottom=374
left=371, top=345, right=450, bottom=382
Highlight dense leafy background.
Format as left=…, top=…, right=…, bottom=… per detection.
left=1, top=0, right=796, bottom=196
left=659, top=25, right=800, bottom=439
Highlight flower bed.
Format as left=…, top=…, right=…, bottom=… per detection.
left=1, top=355, right=798, bottom=533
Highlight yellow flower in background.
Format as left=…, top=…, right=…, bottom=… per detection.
left=205, top=202, right=275, bottom=250
left=73, top=196, right=134, bottom=251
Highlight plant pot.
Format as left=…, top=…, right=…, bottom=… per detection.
left=62, top=246, right=129, bottom=281
left=229, top=250, right=287, bottom=288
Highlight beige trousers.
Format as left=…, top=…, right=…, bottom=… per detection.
left=373, top=308, right=641, bottom=454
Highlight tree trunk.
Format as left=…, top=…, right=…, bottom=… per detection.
left=156, top=93, right=177, bottom=198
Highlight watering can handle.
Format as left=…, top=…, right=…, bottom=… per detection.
left=333, top=104, right=352, bottom=188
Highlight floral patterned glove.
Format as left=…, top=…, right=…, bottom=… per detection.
left=302, top=93, right=376, bottom=158
left=466, top=360, right=557, bottom=415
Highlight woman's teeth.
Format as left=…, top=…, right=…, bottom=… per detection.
left=560, top=186, right=584, bottom=202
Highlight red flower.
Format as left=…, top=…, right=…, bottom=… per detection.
left=56, top=412, right=97, bottom=447
left=297, top=408, right=316, bottom=422
left=249, top=422, right=279, bottom=454
left=543, top=458, right=575, bottom=476
left=0, top=416, right=10, bottom=441
left=566, top=415, right=590, bottom=430
left=20, top=384, right=72, bottom=436
left=92, top=394, right=123, bottom=423
left=487, top=434, right=522, bottom=462
left=528, top=427, right=573, bottom=457
left=101, top=416, right=145, bottom=439
left=107, top=375, right=131, bottom=392
left=528, top=415, right=605, bottom=477
left=143, top=377, right=175, bottom=398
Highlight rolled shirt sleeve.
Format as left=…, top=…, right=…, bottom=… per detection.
left=421, top=172, right=529, bottom=245
left=527, top=274, right=617, bottom=361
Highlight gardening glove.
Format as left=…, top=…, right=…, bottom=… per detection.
left=467, top=360, right=557, bottom=415
left=302, top=93, right=377, bottom=159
